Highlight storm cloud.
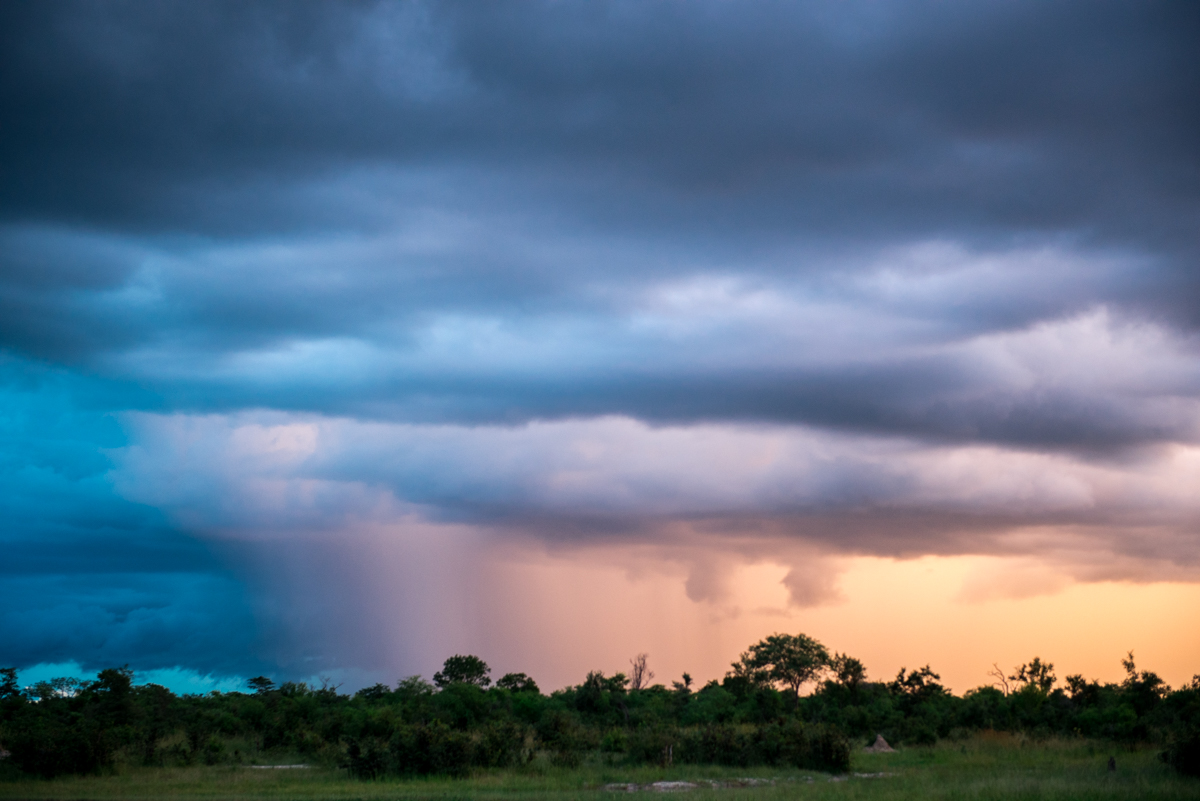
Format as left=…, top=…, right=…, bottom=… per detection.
left=1, top=0, right=1198, bottom=684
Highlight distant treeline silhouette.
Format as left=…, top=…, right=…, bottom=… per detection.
left=1, top=633, right=1197, bottom=780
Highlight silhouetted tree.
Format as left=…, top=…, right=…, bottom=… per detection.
left=1009, top=657, right=1055, bottom=693
left=889, top=665, right=947, bottom=702
left=0, top=667, right=22, bottom=722
left=434, top=655, right=491, bottom=688
left=629, top=653, right=654, bottom=691
left=1120, top=650, right=1169, bottom=716
left=987, top=663, right=1012, bottom=695
left=496, top=672, right=539, bottom=693
left=355, top=683, right=391, bottom=702
left=246, top=676, right=275, bottom=694
left=732, top=633, right=829, bottom=698
left=829, top=652, right=866, bottom=691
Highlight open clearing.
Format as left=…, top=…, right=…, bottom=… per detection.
left=1, top=735, right=1196, bottom=800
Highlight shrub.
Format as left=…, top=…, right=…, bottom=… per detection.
left=536, top=710, right=590, bottom=766
left=676, top=724, right=749, bottom=766
left=795, top=723, right=852, bottom=773
left=201, top=734, right=226, bottom=765
left=627, top=722, right=850, bottom=773
left=390, top=721, right=472, bottom=777
left=626, top=727, right=675, bottom=765
left=474, top=721, right=531, bottom=768
left=344, top=737, right=389, bottom=779
left=6, top=720, right=107, bottom=778
left=1162, top=728, right=1200, bottom=777
left=600, top=728, right=628, bottom=753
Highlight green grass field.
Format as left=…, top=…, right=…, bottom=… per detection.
left=1, top=734, right=1195, bottom=800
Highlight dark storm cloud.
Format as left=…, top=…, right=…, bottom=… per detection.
left=3, top=1, right=1200, bottom=679
left=0, top=1, right=1195, bottom=412
left=0, top=359, right=267, bottom=676
left=0, top=0, right=1195, bottom=462
left=0, top=8, right=1192, bottom=227
left=2, top=1, right=1196, bottom=244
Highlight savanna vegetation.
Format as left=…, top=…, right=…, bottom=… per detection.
left=1, top=633, right=1197, bottom=795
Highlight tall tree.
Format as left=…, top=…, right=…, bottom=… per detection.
left=629, top=653, right=654, bottom=691
left=433, top=655, right=491, bottom=688
left=732, top=633, right=829, bottom=698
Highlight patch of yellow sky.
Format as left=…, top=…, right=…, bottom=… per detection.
left=472, top=548, right=1200, bottom=695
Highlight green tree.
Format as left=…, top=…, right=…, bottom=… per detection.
left=889, top=665, right=946, bottom=700
left=433, top=655, right=491, bottom=688
left=732, top=633, right=830, bottom=699
left=495, top=672, right=539, bottom=693
left=829, top=652, right=867, bottom=691
left=246, top=676, right=275, bottom=694
left=1009, top=657, right=1056, bottom=693
left=1, top=667, right=21, bottom=699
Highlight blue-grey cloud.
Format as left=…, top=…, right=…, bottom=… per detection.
left=0, top=1, right=1196, bottom=450
left=2, top=1, right=1199, bottom=681
left=0, top=358, right=267, bottom=676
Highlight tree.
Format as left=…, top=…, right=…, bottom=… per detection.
left=495, top=672, right=539, bottom=693
left=1119, top=651, right=1169, bottom=715
left=987, top=663, right=1011, bottom=696
left=246, top=676, right=275, bottom=694
left=434, top=655, right=491, bottom=688
left=629, top=653, right=654, bottom=691
left=355, top=683, right=392, bottom=702
left=1008, top=657, right=1055, bottom=693
left=0, top=667, right=19, bottom=699
left=829, top=652, right=866, bottom=691
left=30, top=677, right=84, bottom=701
left=0, top=667, right=23, bottom=723
left=732, top=633, right=830, bottom=698
left=889, top=665, right=947, bottom=702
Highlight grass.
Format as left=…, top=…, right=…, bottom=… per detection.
left=1, top=733, right=1196, bottom=800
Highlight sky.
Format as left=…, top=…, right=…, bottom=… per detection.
left=2, top=0, right=1199, bottom=695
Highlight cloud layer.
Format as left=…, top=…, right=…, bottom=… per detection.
left=1, top=0, right=1198, bottom=684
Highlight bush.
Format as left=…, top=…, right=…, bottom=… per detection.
left=344, top=737, right=389, bottom=779
left=600, top=728, right=628, bottom=753
left=5, top=714, right=110, bottom=778
left=1162, top=728, right=1200, bottom=777
left=676, top=724, right=750, bottom=766
left=627, top=723, right=850, bottom=773
left=626, top=727, right=675, bottom=765
left=7, top=727, right=105, bottom=778
left=201, top=734, right=226, bottom=765
left=536, top=710, right=590, bottom=766
left=390, top=721, right=472, bottom=777
left=474, top=721, right=531, bottom=768
left=795, top=723, right=852, bottom=773
left=905, top=722, right=938, bottom=746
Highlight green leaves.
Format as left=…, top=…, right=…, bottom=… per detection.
left=732, top=633, right=831, bottom=698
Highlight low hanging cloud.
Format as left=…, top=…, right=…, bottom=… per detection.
left=113, top=394, right=1200, bottom=576
left=97, top=395, right=1200, bottom=678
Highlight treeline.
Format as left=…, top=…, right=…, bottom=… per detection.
left=1, top=633, right=1198, bottom=780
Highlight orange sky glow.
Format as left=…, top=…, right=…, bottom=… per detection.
left=348, top=526, right=1200, bottom=694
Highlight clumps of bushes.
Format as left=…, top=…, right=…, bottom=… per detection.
left=675, top=722, right=849, bottom=773
left=1161, top=728, right=1200, bottom=778
left=536, top=710, right=594, bottom=767
left=617, top=722, right=849, bottom=773
left=3, top=721, right=111, bottom=778
left=344, top=721, right=848, bottom=777
left=344, top=721, right=532, bottom=778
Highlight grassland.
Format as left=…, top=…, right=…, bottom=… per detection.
left=1, top=734, right=1196, bottom=800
